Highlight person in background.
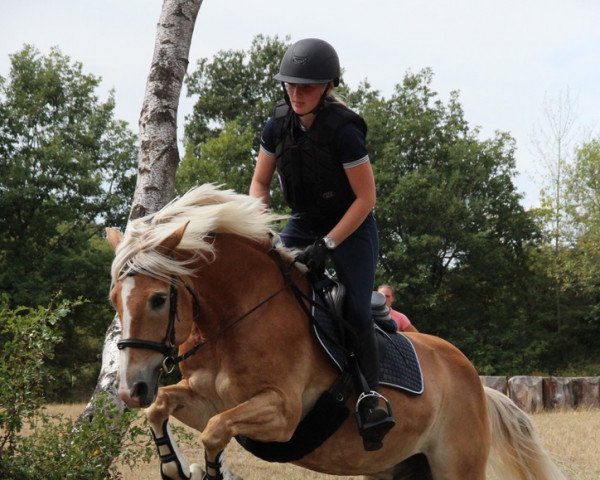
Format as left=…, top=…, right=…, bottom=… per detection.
left=249, top=38, right=394, bottom=450
left=377, top=284, right=418, bottom=333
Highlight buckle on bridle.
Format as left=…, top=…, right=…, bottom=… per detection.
left=162, top=355, right=176, bottom=374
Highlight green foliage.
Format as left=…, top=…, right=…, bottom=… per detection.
left=525, top=138, right=600, bottom=374
left=352, top=70, right=542, bottom=373
left=0, top=395, right=153, bottom=480
left=0, top=45, right=137, bottom=398
left=181, top=35, right=288, bottom=209
left=562, top=140, right=600, bottom=291
left=177, top=119, right=255, bottom=193
left=0, top=44, right=137, bottom=305
left=0, top=298, right=73, bottom=450
left=0, top=302, right=160, bottom=479
left=184, top=34, right=288, bottom=154
left=0, top=46, right=137, bottom=244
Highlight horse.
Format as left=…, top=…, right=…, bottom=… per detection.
left=107, top=184, right=565, bottom=480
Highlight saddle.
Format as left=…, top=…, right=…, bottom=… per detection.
left=236, top=278, right=423, bottom=462
left=314, top=281, right=423, bottom=394
left=322, top=280, right=399, bottom=335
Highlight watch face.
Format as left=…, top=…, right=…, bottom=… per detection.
left=324, top=236, right=336, bottom=249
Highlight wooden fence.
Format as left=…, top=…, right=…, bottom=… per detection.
left=480, top=376, right=600, bottom=413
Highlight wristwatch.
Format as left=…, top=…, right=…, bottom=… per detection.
left=323, top=235, right=337, bottom=250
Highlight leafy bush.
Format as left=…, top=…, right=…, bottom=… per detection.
left=0, top=298, right=69, bottom=450
left=1, top=394, right=154, bottom=479
left=0, top=300, right=157, bottom=479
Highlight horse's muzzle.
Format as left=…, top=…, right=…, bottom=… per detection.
left=119, top=376, right=159, bottom=407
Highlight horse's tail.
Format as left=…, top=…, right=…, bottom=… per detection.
left=484, top=386, right=565, bottom=480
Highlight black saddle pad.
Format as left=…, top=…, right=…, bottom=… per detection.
left=311, top=290, right=424, bottom=395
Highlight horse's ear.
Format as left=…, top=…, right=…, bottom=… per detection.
left=157, top=221, right=189, bottom=256
left=106, top=227, right=124, bottom=251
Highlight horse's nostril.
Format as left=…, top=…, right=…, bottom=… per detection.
left=131, top=381, right=148, bottom=400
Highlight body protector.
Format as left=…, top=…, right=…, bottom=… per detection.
left=272, top=100, right=368, bottom=230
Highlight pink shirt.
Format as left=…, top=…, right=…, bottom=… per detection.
left=390, top=309, right=412, bottom=332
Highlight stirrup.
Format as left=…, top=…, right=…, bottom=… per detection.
left=355, top=391, right=396, bottom=451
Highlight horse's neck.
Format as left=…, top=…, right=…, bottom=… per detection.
left=188, top=234, right=337, bottom=404
left=190, top=234, right=300, bottom=329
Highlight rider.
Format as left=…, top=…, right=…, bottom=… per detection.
left=249, top=38, right=394, bottom=450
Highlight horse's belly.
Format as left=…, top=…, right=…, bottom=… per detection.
left=293, top=417, right=421, bottom=475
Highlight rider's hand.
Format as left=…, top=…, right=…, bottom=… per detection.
left=295, top=238, right=329, bottom=272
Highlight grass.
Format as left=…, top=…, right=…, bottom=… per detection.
left=45, top=404, right=600, bottom=479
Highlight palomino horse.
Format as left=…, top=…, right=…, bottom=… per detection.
left=108, top=184, right=564, bottom=480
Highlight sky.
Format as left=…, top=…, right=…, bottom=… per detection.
left=1, top=0, right=599, bottom=207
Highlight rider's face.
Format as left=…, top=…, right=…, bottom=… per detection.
left=285, top=83, right=327, bottom=116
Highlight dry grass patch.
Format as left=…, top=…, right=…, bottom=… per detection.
left=529, top=409, right=600, bottom=480
left=46, top=404, right=599, bottom=479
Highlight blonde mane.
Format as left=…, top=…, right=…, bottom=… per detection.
left=110, top=184, right=287, bottom=286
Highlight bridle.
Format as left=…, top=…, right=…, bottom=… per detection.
left=116, top=261, right=288, bottom=373
left=117, top=274, right=203, bottom=373
left=115, top=247, right=351, bottom=379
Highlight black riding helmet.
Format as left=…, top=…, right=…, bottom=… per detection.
left=274, top=38, right=341, bottom=86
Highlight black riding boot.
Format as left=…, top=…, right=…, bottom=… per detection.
left=354, top=324, right=396, bottom=451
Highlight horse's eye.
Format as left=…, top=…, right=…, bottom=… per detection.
left=150, top=294, right=167, bottom=310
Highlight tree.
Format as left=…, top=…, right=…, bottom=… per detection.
left=184, top=34, right=288, bottom=154
left=352, top=70, right=541, bottom=373
left=177, top=119, right=254, bottom=193
left=0, top=45, right=138, bottom=396
left=562, top=139, right=600, bottom=291
left=179, top=35, right=288, bottom=207
left=85, top=0, right=205, bottom=419
left=549, top=139, right=600, bottom=370
left=0, top=45, right=137, bottom=304
left=532, top=89, right=579, bottom=329
left=524, top=91, right=600, bottom=373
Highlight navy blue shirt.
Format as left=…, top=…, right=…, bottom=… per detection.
left=260, top=115, right=370, bottom=169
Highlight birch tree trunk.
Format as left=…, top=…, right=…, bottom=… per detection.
left=82, top=0, right=204, bottom=420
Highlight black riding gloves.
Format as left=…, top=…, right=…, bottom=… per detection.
left=295, top=238, right=329, bottom=273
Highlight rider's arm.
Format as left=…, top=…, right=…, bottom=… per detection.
left=326, top=160, right=376, bottom=246
left=250, top=147, right=276, bottom=206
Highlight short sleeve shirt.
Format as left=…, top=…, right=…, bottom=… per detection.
left=259, top=113, right=370, bottom=169
left=390, top=309, right=412, bottom=332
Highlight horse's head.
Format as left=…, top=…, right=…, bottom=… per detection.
left=107, top=224, right=197, bottom=407
left=106, top=185, right=287, bottom=407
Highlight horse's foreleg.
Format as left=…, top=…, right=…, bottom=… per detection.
left=146, top=388, right=196, bottom=480
left=148, top=416, right=204, bottom=479
left=201, top=389, right=300, bottom=478
left=145, top=384, right=206, bottom=480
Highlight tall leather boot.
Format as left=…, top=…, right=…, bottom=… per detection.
left=354, top=324, right=395, bottom=451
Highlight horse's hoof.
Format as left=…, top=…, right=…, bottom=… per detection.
left=197, top=470, right=242, bottom=480
left=223, top=474, right=243, bottom=480
left=189, top=464, right=204, bottom=479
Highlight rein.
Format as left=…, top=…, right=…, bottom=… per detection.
left=116, top=245, right=347, bottom=373
left=117, top=259, right=288, bottom=373
left=166, top=284, right=287, bottom=371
